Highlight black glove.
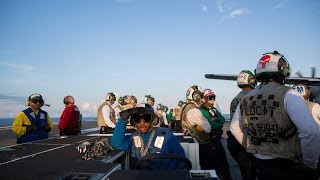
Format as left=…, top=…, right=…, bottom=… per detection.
left=43, top=124, right=51, bottom=132
left=120, top=108, right=140, bottom=123
left=26, top=125, right=38, bottom=133
left=120, top=110, right=131, bottom=123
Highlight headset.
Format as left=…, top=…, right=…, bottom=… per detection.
left=255, top=51, right=291, bottom=81
left=186, top=85, right=202, bottom=102
left=238, top=70, right=257, bottom=88
left=63, top=95, right=75, bottom=105
left=25, top=93, right=44, bottom=106
left=106, top=92, right=116, bottom=102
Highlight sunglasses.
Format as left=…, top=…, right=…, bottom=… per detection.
left=31, top=99, right=44, bottom=104
left=206, top=95, right=216, bottom=100
left=131, top=114, right=153, bottom=124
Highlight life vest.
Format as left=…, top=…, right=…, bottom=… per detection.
left=240, top=83, right=301, bottom=161
left=97, top=102, right=116, bottom=127
left=114, top=104, right=124, bottom=121
left=155, top=110, right=164, bottom=127
left=130, top=128, right=173, bottom=166
left=181, top=102, right=211, bottom=144
left=230, top=91, right=249, bottom=120
left=173, top=106, right=182, bottom=120
left=17, top=108, right=49, bottom=143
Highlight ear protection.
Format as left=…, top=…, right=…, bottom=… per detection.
left=106, top=92, right=116, bottom=102
left=191, top=85, right=202, bottom=102
left=277, top=55, right=291, bottom=77
left=63, top=95, right=74, bottom=105
left=242, top=70, right=257, bottom=88
left=26, top=93, right=44, bottom=106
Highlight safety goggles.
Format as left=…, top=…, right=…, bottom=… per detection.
left=205, top=95, right=216, bottom=100
left=31, top=99, right=44, bottom=104
left=131, top=114, right=153, bottom=124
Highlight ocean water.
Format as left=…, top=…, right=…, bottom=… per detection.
left=0, top=117, right=97, bottom=127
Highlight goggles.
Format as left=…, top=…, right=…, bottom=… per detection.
left=31, top=99, right=44, bottom=104
left=131, top=114, right=153, bottom=124
left=205, top=95, right=216, bottom=100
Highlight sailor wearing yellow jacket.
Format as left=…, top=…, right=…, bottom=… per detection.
left=12, top=93, right=53, bottom=144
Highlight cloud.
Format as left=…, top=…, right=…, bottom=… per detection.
left=272, top=0, right=288, bottom=9
left=229, top=8, right=249, bottom=18
left=0, top=62, right=34, bottom=71
left=217, top=0, right=225, bottom=13
left=0, top=94, right=26, bottom=103
left=201, top=4, right=208, bottom=12
left=81, top=102, right=98, bottom=113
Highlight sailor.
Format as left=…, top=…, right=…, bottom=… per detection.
left=230, top=51, right=320, bottom=179
left=58, top=95, right=80, bottom=136
left=97, top=92, right=116, bottom=134
left=155, top=104, right=169, bottom=127
left=199, top=88, right=233, bottom=180
left=123, top=95, right=137, bottom=110
left=227, top=70, right=257, bottom=180
left=12, top=93, right=54, bottom=143
left=111, top=103, right=186, bottom=169
left=181, top=86, right=221, bottom=170
left=144, top=95, right=155, bottom=108
left=164, top=106, right=173, bottom=130
left=292, top=84, right=320, bottom=128
left=172, top=101, right=184, bottom=133
left=113, top=96, right=125, bottom=123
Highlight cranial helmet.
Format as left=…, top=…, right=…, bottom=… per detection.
left=144, top=95, right=155, bottom=105
left=63, top=95, right=75, bottom=105
left=26, top=93, right=44, bottom=106
left=156, top=104, right=163, bottom=111
left=105, top=92, right=116, bottom=102
left=203, top=89, right=215, bottom=97
left=186, top=85, right=203, bottom=102
left=118, top=96, right=125, bottom=105
left=237, top=70, right=257, bottom=88
left=254, top=51, right=291, bottom=82
left=123, top=95, right=130, bottom=104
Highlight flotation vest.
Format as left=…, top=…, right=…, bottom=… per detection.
left=130, top=127, right=173, bottom=166
left=17, top=108, right=49, bottom=143
left=240, top=83, right=301, bottom=161
left=97, top=102, right=116, bottom=127
left=230, top=91, right=249, bottom=120
left=181, top=102, right=211, bottom=144
left=173, top=106, right=182, bottom=120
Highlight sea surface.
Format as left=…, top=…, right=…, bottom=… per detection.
left=0, top=117, right=97, bottom=127
left=1, top=114, right=230, bottom=127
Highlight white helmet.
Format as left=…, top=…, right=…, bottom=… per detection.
left=143, top=95, right=155, bottom=106
left=105, top=92, right=116, bottom=102
left=237, top=70, right=257, bottom=88
left=203, top=89, right=215, bottom=97
left=254, top=51, right=291, bottom=82
left=186, top=85, right=203, bottom=101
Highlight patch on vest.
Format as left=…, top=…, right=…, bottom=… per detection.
left=133, top=136, right=142, bottom=147
left=154, top=136, right=164, bottom=149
